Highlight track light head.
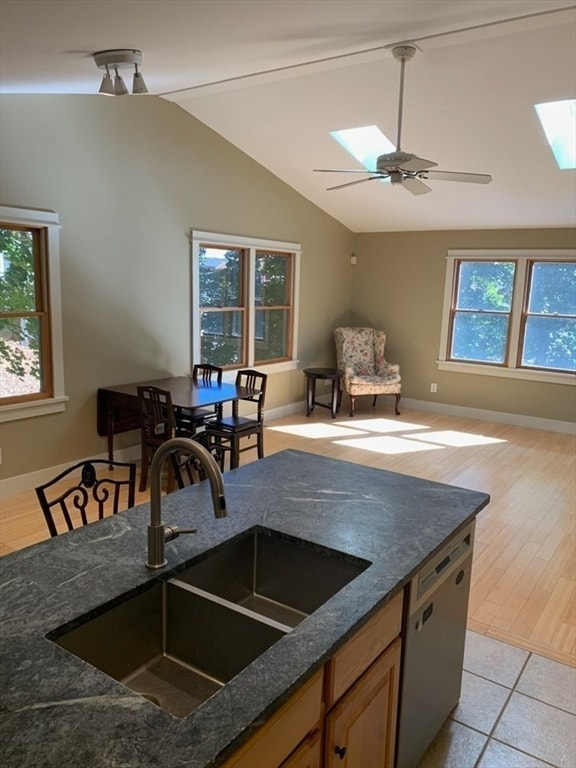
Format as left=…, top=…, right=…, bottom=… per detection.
left=93, top=49, right=148, bottom=95
left=132, top=63, right=148, bottom=94
left=98, top=65, right=114, bottom=95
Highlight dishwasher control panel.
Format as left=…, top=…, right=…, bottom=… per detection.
left=408, top=520, right=475, bottom=614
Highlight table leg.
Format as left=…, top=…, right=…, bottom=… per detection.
left=306, top=376, right=315, bottom=417
left=107, top=410, right=115, bottom=466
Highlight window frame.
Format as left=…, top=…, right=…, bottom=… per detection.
left=0, top=206, right=67, bottom=422
left=438, top=249, right=576, bottom=385
left=191, top=230, right=300, bottom=374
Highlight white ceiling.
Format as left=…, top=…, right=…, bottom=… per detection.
left=1, top=0, right=575, bottom=232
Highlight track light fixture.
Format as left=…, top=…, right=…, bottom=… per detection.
left=93, top=49, right=148, bottom=96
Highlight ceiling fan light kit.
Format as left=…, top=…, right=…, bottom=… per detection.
left=315, top=43, right=492, bottom=194
left=93, top=49, right=149, bottom=96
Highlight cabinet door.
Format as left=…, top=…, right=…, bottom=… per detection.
left=326, top=591, right=403, bottom=707
left=281, top=727, right=322, bottom=768
left=325, top=638, right=401, bottom=768
left=221, top=669, right=323, bottom=768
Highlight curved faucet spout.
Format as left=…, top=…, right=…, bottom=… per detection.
left=147, top=437, right=227, bottom=569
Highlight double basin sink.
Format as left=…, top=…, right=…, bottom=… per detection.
left=48, top=527, right=370, bottom=718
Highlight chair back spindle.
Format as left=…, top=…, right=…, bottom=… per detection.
left=35, top=460, right=136, bottom=538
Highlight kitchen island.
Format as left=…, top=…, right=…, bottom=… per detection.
left=0, top=450, right=489, bottom=767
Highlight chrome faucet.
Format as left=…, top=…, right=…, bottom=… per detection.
left=146, top=437, right=227, bottom=569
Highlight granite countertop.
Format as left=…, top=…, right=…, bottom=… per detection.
left=0, top=449, right=489, bottom=767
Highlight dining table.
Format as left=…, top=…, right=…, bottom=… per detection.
left=97, top=375, right=251, bottom=463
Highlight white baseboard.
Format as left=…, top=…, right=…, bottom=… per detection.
left=399, top=398, right=576, bottom=435
left=1, top=397, right=573, bottom=500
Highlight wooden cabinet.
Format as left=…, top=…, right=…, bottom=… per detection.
left=221, top=669, right=324, bottom=768
left=324, top=639, right=401, bottom=768
left=280, top=727, right=323, bottom=768
left=222, top=591, right=404, bottom=768
left=325, top=592, right=403, bottom=707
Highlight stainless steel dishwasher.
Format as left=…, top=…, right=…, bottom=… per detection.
left=395, top=521, right=475, bottom=768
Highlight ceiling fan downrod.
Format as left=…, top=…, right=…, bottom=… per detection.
left=391, top=44, right=417, bottom=152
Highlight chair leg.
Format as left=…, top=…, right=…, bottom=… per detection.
left=230, top=436, right=240, bottom=470
left=372, top=395, right=378, bottom=408
left=257, top=430, right=264, bottom=460
left=139, top=446, right=150, bottom=492
left=395, top=393, right=401, bottom=416
left=349, top=395, right=355, bottom=417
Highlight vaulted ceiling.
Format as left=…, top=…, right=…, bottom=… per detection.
left=1, top=0, right=575, bottom=232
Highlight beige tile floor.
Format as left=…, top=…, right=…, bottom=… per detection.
left=418, top=630, right=576, bottom=768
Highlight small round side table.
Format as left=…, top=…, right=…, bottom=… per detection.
left=303, top=368, right=341, bottom=419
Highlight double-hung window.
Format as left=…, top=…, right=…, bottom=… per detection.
left=0, top=206, right=66, bottom=421
left=439, top=250, right=576, bottom=383
left=191, top=230, right=300, bottom=371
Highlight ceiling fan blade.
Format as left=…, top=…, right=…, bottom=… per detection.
left=327, top=175, right=385, bottom=191
left=402, top=177, right=432, bottom=195
left=425, top=170, right=493, bottom=184
left=314, top=168, right=375, bottom=174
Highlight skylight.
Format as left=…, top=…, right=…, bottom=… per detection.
left=534, top=100, right=576, bottom=169
left=330, top=125, right=395, bottom=172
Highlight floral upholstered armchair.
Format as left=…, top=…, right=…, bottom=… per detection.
left=334, top=327, right=401, bottom=417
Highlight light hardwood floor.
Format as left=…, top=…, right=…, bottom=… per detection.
left=1, top=404, right=574, bottom=667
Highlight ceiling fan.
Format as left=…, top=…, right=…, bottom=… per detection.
left=314, top=44, right=492, bottom=195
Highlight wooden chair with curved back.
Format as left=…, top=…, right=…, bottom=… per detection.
left=204, top=369, right=268, bottom=470
left=137, top=385, right=186, bottom=492
left=35, top=459, right=136, bottom=538
left=174, top=363, right=223, bottom=435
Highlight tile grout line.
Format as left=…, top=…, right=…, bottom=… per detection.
left=463, top=638, right=576, bottom=768
left=470, top=650, right=533, bottom=768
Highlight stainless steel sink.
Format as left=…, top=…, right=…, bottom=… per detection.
left=172, top=526, right=371, bottom=629
left=49, top=580, right=286, bottom=718
left=48, top=527, right=370, bottom=719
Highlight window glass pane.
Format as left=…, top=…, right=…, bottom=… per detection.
left=0, top=317, right=42, bottom=396
left=522, top=316, right=576, bottom=372
left=456, top=262, right=515, bottom=311
left=199, top=247, right=242, bottom=308
left=254, top=309, right=288, bottom=361
left=451, top=312, right=509, bottom=363
left=527, top=262, right=576, bottom=315
left=255, top=252, right=289, bottom=306
left=200, top=310, right=244, bottom=366
left=0, top=227, right=36, bottom=312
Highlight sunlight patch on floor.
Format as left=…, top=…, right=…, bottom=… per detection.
left=267, top=423, right=368, bottom=439
left=403, top=430, right=507, bottom=447
left=266, top=417, right=508, bottom=455
left=333, top=418, right=429, bottom=434
left=334, top=435, right=446, bottom=455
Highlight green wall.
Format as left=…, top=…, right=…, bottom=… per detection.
left=0, top=95, right=353, bottom=480
left=0, top=94, right=574, bottom=485
left=352, top=229, right=576, bottom=422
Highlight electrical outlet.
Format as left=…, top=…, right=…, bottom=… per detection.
left=430, top=383, right=438, bottom=393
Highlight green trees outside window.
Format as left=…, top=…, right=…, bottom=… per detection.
left=199, top=245, right=293, bottom=367
left=0, top=225, right=50, bottom=400
left=449, top=258, right=575, bottom=373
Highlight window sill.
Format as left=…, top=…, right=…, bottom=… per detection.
left=221, top=359, right=299, bottom=382
left=437, top=361, right=575, bottom=385
left=0, top=396, right=69, bottom=423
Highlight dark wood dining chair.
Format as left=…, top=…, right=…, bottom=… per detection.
left=175, top=363, right=224, bottom=435
left=172, top=432, right=229, bottom=488
left=137, top=385, right=194, bottom=492
left=35, top=459, right=136, bottom=538
left=204, top=369, right=268, bottom=470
